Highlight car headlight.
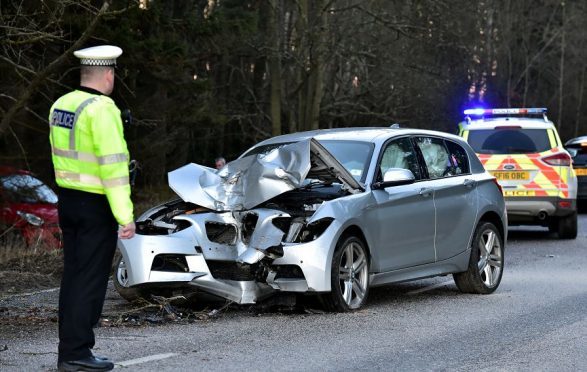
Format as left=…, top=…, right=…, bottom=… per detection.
left=16, top=211, right=44, bottom=226
left=281, top=217, right=334, bottom=243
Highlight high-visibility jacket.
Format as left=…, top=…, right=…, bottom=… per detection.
left=49, top=88, right=134, bottom=225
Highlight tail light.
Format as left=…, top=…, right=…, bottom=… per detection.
left=491, top=177, right=503, bottom=194
left=542, top=152, right=571, bottom=166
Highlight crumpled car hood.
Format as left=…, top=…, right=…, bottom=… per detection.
left=168, top=139, right=363, bottom=211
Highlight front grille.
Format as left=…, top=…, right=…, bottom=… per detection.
left=205, top=222, right=237, bottom=245
left=207, top=261, right=261, bottom=281
left=240, top=212, right=258, bottom=245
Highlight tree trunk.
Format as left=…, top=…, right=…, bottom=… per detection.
left=268, top=0, right=282, bottom=136
left=557, top=0, right=565, bottom=130
left=306, top=0, right=327, bottom=130
left=296, top=0, right=308, bottom=132
left=574, top=67, right=585, bottom=137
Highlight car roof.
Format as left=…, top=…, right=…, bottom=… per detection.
left=254, top=127, right=466, bottom=147
left=565, top=136, right=587, bottom=146
left=460, top=117, right=555, bottom=130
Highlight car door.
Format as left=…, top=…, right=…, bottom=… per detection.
left=366, top=137, right=436, bottom=272
left=413, top=136, right=478, bottom=261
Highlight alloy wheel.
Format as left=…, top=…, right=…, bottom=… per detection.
left=338, top=241, right=369, bottom=308
left=477, top=228, right=502, bottom=288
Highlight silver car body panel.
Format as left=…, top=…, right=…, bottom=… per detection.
left=118, top=128, right=506, bottom=304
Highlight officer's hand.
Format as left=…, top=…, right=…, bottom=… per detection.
left=119, top=222, right=136, bottom=239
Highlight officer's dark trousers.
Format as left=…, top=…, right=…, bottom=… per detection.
left=57, top=187, right=117, bottom=363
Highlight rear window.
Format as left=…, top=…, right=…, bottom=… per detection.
left=566, top=146, right=587, bottom=166
left=0, top=174, right=58, bottom=204
left=467, top=128, right=552, bottom=154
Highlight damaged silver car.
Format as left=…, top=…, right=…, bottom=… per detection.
left=114, top=128, right=507, bottom=311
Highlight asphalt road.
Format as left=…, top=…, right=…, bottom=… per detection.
left=1, top=214, right=586, bottom=371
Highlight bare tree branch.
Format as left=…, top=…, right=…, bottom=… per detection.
left=0, top=0, right=111, bottom=136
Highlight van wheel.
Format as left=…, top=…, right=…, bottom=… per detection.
left=454, top=221, right=504, bottom=294
left=322, top=235, right=369, bottom=312
left=557, top=212, right=577, bottom=239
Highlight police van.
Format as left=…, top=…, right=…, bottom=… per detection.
left=458, top=108, right=577, bottom=239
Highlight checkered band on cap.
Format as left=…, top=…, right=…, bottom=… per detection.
left=79, top=58, right=117, bottom=66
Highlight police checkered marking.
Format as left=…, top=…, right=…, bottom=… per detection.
left=50, top=109, right=75, bottom=129
left=79, top=58, right=117, bottom=66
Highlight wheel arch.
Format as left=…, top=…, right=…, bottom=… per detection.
left=340, top=225, right=371, bottom=260
left=478, top=211, right=505, bottom=244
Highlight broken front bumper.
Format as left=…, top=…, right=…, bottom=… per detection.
left=117, top=211, right=339, bottom=304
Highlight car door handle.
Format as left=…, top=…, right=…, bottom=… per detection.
left=419, top=187, right=433, bottom=197
left=463, top=179, right=477, bottom=188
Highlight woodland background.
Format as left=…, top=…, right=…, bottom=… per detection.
left=1, top=0, right=586, bottom=188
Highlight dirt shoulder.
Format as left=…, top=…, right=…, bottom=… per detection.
left=0, top=251, right=62, bottom=295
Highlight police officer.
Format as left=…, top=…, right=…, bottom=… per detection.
left=49, top=45, right=135, bottom=371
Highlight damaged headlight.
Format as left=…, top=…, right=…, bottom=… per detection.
left=137, top=218, right=192, bottom=235
left=136, top=200, right=201, bottom=235
left=278, top=217, right=334, bottom=243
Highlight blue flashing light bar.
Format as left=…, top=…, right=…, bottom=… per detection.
left=464, top=108, right=547, bottom=116
left=464, top=108, right=486, bottom=116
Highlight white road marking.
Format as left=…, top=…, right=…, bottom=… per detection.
left=98, top=335, right=150, bottom=340
left=115, top=353, right=178, bottom=368
left=407, top=281, right=451, bottom=295
left=0, top=287, right=60, bottom=300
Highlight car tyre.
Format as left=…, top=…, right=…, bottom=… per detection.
left=556, top=212, right=577, bottom=239
left=453, top=221, right=504, bottom=294
left=322, top=235, right=369, bottom=312
left=112, top=251, right=149, bottom=302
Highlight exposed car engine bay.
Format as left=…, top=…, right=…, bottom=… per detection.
left=136, top=183, right=348, bottom=241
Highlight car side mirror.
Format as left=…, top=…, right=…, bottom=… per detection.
left=372, top=168, right=416, bottom=189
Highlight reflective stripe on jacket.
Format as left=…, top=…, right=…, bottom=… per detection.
left=49, top=89, right=134, bottom=225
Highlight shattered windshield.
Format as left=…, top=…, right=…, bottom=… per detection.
left=0, top=174, right=58, bottom=204
left=245, top=140, right=373, bottom=183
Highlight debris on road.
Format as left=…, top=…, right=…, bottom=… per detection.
left=99, top=294, right=234, bottom=327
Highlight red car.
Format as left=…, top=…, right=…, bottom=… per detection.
left=0, top=166, right=61, bottom=249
